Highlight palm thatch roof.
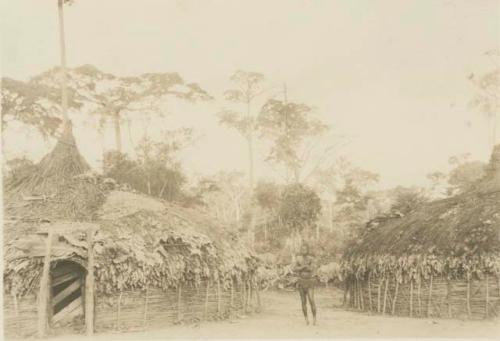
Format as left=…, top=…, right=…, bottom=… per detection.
left=341, top=145, right=500, bottom=281
left=3, top=123, right=255, bottom=296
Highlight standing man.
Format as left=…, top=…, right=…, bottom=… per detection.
left=293, top=243, right=317, bottom=325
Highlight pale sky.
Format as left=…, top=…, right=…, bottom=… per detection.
left=1, top=0, right=499, bottom=189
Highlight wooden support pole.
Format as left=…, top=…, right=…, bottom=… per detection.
left=409, top=280, right=413, bottom=318
left=368, top=273, right=373, bottom=312
left=427, top=274, right=433, bottom=318
left=12, top=289, right=19, bottom=337
left=255, top=286, right=262, bottom=313
left=382, top=278, right=389, bottom=315
left=466, top=275, right=471, bottom=319
left=392, top=278, right=399, bottom=315
left=377, top=278, right=382, bottom=313
left=358, top=279, right=363, bottom=309
left=242, top=280, right=247, bottom=312
left=204, top=281, right=210, bottom=320
left=485, top=274, right=489, bottom=318
left=216, top=280, right=221, bottom=315
left=497, top=275, right=500, bottom=300
left=348, top=279, right=354, bottom=308
left=247, top=281, right=252, bottom=312
left=230, top=279, right=234, bottom=309
left=343, top=280, right=348, bottom=307
left=177, top=284, right=182, bottom=322
left=446, top=278, right=452, bottom=318
left=359, top=279, right=364, bottom=311
left=143, top=287, right=149, bottom=329
left=353, top=279, right=358, bottom=309
left=37, top=230, right=55, bottom=338
left=85, top=228, right=95, bottom=336
left=417, top=278, right=422, bottom=316
left=116, top=291, right=123, bottom=331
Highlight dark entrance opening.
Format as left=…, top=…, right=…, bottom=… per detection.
left=50, top=260, right=86, bottom=329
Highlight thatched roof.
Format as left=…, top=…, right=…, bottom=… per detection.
left=4, top=123, right=101, bottom=241
left=346, top=145, right=500, bottom=259
left=340, top=145, right=500, bottom=282
left=3, top=124, right=255, bottom=296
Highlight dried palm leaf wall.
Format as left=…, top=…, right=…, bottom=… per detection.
left=4, top=278, right=260, bottom=338
left=345, top=272, right=500, bottom=319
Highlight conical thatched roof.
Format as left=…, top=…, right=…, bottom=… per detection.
left=3, top=124, right=255, bottom=296
left=4, top=123, right=101, bottom=242
left=346, top=145, right=500, bottom=259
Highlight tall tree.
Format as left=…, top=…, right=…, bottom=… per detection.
left=311, top=157, right=379, bottom=241
left=194, top=171, right=249, bottom=226
left=279, top=183, right=322, bottom=240
left=1, top=78, right=80, bottom=138
left=33, top=65, right=211, bottom=154
left=258, top=98, right=330, bottom=183
left=218, top=70, right=266, bottom=245
left=103, top=128, right=192, bottom=201
left=57, top=0, right=72, bottom=126
left=469, top=50, right=499, bottom=148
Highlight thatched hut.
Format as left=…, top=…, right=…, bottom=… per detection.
left=3, top=124, right=258, bottom=338
left=341, top=145, right=500, bottom=320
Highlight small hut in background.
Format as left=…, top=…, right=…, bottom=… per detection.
left=3, top=124, right=258, bottom=338
left=341, top=145, right=500, bottom=320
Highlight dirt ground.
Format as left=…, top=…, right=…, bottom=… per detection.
left=13, top=288, right=500, bottom=340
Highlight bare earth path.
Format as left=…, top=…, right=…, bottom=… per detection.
left=16, top=289, right=500, bottom=340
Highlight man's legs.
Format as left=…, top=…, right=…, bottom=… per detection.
left=307, top=287, right=317, bottom=325
left=298, top=286, right=309, bottom=324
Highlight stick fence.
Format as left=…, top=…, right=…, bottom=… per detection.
left=347, top=274, right=500, bottom=320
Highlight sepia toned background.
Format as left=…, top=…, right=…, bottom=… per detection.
left=2, top=0, right=498, bottom=189
left=1, top=1, right=499, bottom=340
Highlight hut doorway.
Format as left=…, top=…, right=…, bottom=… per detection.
left=49, top=260, right=86, bottom=329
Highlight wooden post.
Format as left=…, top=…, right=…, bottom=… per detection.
left=116, top=291, right=122, bottom=331
left=446, top=278, right=452, bottom=318
left=368, top=273, right=373, bottom=312
left=485, top=274, right=489, bottom=318
left=255, top=286, right=262, bottom=313
left=417, top=278, right=422, bottom=316
left=143, top=287, right=149, bottom=329
left=177, top=284, right=182, bottom=322
left=246, top=281, right=252, bottom=313
left=392, top=278, right=399, bottom=315
left=409, top=280, right=413, bottom=317
left=204, top=280, right=210, bottom=320
left=37, top=230, right=54, bottom=338
left=497, top=275, right=500, bottom=300
left=348, top=279, right=353, bottom=308
left=12, top=289, right=19, bottom=337
left=359, top=279, right=364, bottom=310
left=466, top=275, right=471, bottom=319
left=343, top=280, right=348, bottom=307
left=377, top=278, right=382, bottom=313
left=230, top=279, right=234, bottom=309
left=382, top=278, right=389, bottom=315
left=242, top=280, right=247, bottom=312
left=216, top=280, right=221, bottom=315
left=353, top=279, right=358, bottom=309
left=85, top=228, right=95, bottom=336
left=427, top=274, right=433, bottom=318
